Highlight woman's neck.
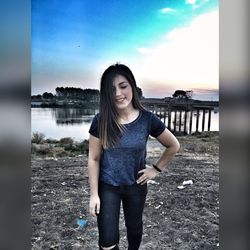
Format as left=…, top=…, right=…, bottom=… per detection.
left=117, top=107, right=139, bottom=124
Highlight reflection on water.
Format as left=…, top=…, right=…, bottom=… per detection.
left=51, top=108, right=97, bottom=125
left=32, top=108, right=99, bottom=141
left=32, top=107, right=219, bottom=141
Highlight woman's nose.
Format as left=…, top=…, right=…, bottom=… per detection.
left=114, top=88, right=121, bottom=96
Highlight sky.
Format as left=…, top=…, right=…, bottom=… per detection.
left=32, top=0, right=219, bottom=100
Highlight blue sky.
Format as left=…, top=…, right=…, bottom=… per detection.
left=32, top=0, right=218, bottom=100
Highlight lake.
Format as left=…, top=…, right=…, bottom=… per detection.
left=32, top=108, right=219, bottom=141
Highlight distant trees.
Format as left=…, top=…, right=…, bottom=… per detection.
left=31, top=92, right=54, bottom=100
left=42, top=92, right=54, bottom=99
left=55, top=87, right=100, bottom=101
left=31, top=94, right=42, bottom=100
left=82, top=88, right=100, bottom=102
left=55, top=87, right=84, bottom=98
left=172, top=90, right=193, bottom=100
left=32, top=85, right=143, bottom=103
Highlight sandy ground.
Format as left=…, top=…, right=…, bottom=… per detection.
left=31, top=132, right=219, bottom=249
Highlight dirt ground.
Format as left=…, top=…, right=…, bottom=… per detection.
left=31, top=132, right=219, bottom=250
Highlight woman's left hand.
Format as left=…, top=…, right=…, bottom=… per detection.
left=136, top=165, right=160, bottom=185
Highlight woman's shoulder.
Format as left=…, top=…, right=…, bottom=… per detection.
left=138, top=109, right=155, bottom=124
left=93, top=113, right=100, bottom=119
left=90, top=113, right=100, bottom=125
left=140, top=109, right=163, bottom=124
left=141, top=109, right=154, bottom=118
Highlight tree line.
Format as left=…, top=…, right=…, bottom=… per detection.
left=32, top=87, right=100, bottom=101
left=32, top=86, right=193, bottom=101
left=32, top=86, right=144, bottom=100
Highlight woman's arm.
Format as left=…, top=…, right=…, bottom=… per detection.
left=137, top=128, right=180, bottom=185
left=154, top=128, right=180, bottom=170
left=88, top=134, right=102, bottom=216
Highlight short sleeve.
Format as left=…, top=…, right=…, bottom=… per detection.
left=89, top=114, right=99, bottom=138
left=149, top=112, right=166, bottom=138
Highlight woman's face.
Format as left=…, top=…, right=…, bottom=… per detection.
left=112, top=75, right=133, bottom=110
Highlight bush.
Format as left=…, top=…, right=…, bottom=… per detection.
left=31, top=144, right=37, bottom=154
left=45, top=138, right=59, bottom=144
left=64, top=144, right=78, bottom=151
left=59, top=137, right=73, bottom=145
left=32, top=145, right=51, bottom=156
left=78, top=140, right=89, bottom=154
left=37, top=147, right=51, bottom=155
left=32, top=132, right=45, bottom=144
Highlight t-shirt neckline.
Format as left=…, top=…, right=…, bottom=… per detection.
left=121, top=110, right=142, bottom=126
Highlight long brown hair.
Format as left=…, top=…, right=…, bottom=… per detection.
left=98, top=63, right=143, bottom=148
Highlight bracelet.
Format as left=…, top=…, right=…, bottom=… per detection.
left=152, top=164, right=162, bottom=173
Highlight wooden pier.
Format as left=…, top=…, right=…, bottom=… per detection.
left=141, top=99, right=218, bottom=135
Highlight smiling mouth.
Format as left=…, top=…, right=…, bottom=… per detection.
left=115, top=98, right=125, bottom=103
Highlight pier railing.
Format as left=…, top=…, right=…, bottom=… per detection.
left=142, top=101, right=218, bottom=135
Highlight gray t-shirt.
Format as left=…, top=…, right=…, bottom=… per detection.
left=89, top=109, right=166, bottom=186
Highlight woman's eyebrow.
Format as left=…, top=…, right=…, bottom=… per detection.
left=118, top=81, right=128, bottom=85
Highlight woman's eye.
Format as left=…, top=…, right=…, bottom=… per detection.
left=120, top=85, right=127, bottom=89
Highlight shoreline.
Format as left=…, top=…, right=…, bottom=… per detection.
left=32, top=131, right=219, bottom=159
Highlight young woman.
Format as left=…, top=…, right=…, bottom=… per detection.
left=88, top=63, right=180, bottom=250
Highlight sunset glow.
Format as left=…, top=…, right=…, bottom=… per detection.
left=32, top=0, right=218, bottom=100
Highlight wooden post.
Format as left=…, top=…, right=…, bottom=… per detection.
left=163, top=108, right=166, bottom=124
left=168, top=108, right=171, bottom=130
left=189, top=110, right=193, bottom=134
left=184, top=110, right=187, bottom=134
left=208, top=109, right=212, bottom=131
left=196, top=109, right=200, bottom=132
left=202, top=109, right=206, bottom=131
left=154, top=104, right=157, bottom=114
left=179, top=110, right=182, bottom=132
left=174, top=110, right=177, bottom=133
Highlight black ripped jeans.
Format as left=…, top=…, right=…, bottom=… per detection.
left=97, top=181, right=147, bottom=250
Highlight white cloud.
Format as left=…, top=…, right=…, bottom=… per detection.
left=159, top=8, right=175, bottom=14
left=186, top=0, right=197, bottom=4
left=135, top=10, right=219, bottom=93
left=137, top=47, right=152, bottom=55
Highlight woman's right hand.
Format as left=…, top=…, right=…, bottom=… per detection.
left=89, top=194, right=100, bottom=217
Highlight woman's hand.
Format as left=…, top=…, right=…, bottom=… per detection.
left=136, top=165, right=160, bottom=185
left=89, top=194, right=100, bottom=217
